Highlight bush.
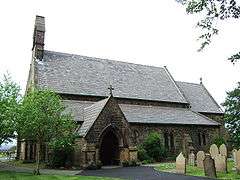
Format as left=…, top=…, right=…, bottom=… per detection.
left=122, top=160, right=129, bottom=167
left=47, top=149, right=73, bottom=168
left=122, top=160, right=140, bottom=167
left=141, top=159, right=154, bottom=164
left=214, top=137, right=226, bottom=147
left=138, top=132, right=166, bottom=162
left=138, top=147, right=150, bottom=161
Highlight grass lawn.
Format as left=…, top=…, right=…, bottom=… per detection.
left=0, top=171, right=122, bottom=180
left=156, top=160, right=240, bottom=179
left=4, top=160, right=46, bottom=169
left=0, top=153, right=7, bottom=158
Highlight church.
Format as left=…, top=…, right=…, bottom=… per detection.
left=17, top=16, right=225, bottom=167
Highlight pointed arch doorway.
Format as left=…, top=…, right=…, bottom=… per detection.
left=99, top=128, right=120, bottom=165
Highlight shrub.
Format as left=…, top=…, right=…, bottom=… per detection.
left=139, top=132, right=166, bottom=162
left=47, top=149, right=73, bottom=168
left=122, top=160, right=140, bottom=167
left=141, top=159, right=154, bottom=164
left=137, top=147, right=151, bottom=161
left=214, top=137, right=226, bottom=147
left=122, top=160, right=129, bottom=167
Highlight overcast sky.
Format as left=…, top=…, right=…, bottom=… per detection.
left=0, top=0, right=239, bottom=106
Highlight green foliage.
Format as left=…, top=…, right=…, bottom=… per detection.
left=179, top=0, right=240, bottom=62
left=18, top=89, right=75, bottom=142
left=222, top=82, right=240, bottom=148
left=213, top=137, right=226, bottom=148
left=17, top=89, right=76, bottom=174
left=138, top=132, right=166, bottom=162
left=48, top=136, right=76, bottom=168
left=121, top=160, right=140, bottom=167
left=137, top=147, right=151, bottom=162
left=0, top=74, right=21, bottom=145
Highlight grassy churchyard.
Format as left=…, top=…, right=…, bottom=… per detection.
left=0, top=171, right=122, bottom=180
left=156, top=160, right=240, bottom=179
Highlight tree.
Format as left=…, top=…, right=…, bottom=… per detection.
left=222, top=82, right=240, bottom=148
left=179, top=0, right=240, bottom=62
left=17, top=89, right=76, bottom=175
left=138, top=132, right=166, bottom=162
left=0, top=74, right=21, bottom=146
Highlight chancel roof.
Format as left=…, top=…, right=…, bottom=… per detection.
left=177, top=81, right=223, bottom=114
left=119, top=104, right=220, bottom=126
left=37, top=50, right=187, bottom=104
left=63, top=99, right=220, bottom=130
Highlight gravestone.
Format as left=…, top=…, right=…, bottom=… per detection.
left=188, top=152, right=195, bottom=166
left=219, top=144, right=227, bottom=157
left=214, top=154, right=227, bottom=173
left=236, top=149, right=240, bottom=173
left=203, top=154, right=217, bottom=178
left=176, top=152, right=186, bottom=174
left=210, top=144, right=219, bottom=159
left=196, top=151, right=205, bottom=168
left=232, top=149, right=237, bottom=166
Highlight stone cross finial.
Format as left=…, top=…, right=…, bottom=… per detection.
left=108, top=85, right=114, bottom=95
left=200, top=77, right=203, bottom=84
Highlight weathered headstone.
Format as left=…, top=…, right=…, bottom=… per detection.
left=203, top=154, right=217, bottom=178
left=232, top=149, right=237, bottom=166
left=219, top=144, right=227, bottom=157
left=196, top=151, right=205, bottom=168
left=236, top=149, right=240, bottom=173
left=188, top=152, right=195, bottom=166
left=214, top=154, right=227, bottom=173
left=210, top=144, right=219, bottom=159
left=176, top=152, right=186, bottom=174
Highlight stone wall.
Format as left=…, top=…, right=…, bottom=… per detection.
left=130, top=123, right=220, bottom=155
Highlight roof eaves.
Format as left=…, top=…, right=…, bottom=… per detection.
left=191, top=110, right=221, bottom=126
left=80, top=96, right=111, bottom=137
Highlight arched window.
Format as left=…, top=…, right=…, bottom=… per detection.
left=170, top=132, right=174, bottom=150
left=164, top=132, right=174, bottom=152
left=164, top=132, right=169, bottom=150
left=202, top=133, right=206, bottom=145
left=198, top=133, right=202, bottom=146
left=133, top=130, right=139, bottom=143
left=198, top=132, right=207, bottom=146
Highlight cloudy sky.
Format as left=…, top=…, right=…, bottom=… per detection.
left=0, top=0, right=239, bottom=106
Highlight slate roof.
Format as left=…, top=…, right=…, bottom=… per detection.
left=119, top=104, right=220, bottom=126
left=177, top=81, right=223, bottom=114
left=63, top=100, right=93, bottom=122
left=37, top=50, right=187, bottom=104
left=77, top=97, right=110, bottom=137
left=64, top=98, right=220, bottom=127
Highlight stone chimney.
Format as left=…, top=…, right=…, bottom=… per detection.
left=32, top=15, right=45, bottom=60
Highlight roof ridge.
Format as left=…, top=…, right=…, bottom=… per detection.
left=163, top=67, right=188, bottom=104
left=44, top=50, right=166, bottom=70
left=176, top=81, right=201, bottom=86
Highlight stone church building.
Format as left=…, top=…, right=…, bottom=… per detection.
left=17, top=16, right=225, bottom=167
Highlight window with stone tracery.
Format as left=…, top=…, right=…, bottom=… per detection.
left=164, top=132, right=174, bottom=152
